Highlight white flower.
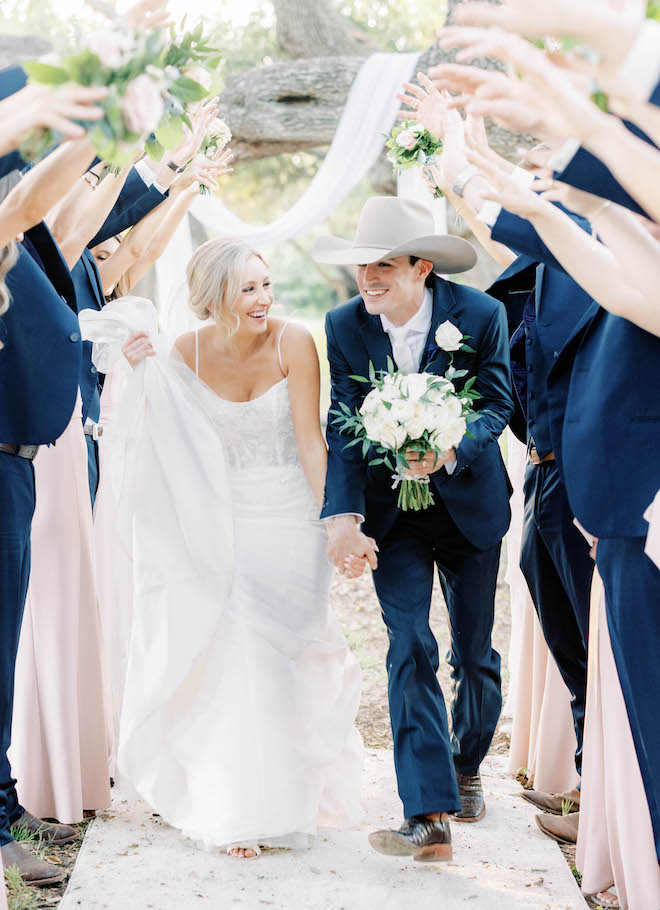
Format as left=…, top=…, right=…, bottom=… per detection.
left=363, top=413, right=382, bottom=441
left=433, top=416, right=467, bottom=451
left=121, top=74, right=164, bottom=136
left=404, top=414, right=426, bottom=440
left=86, top=29, right=135, bottom=70
left=401, top=372, right=431, bottom=401
left=379, top=422, right=407, bottom=450
left=390, top=398, right=416, bottom=423
left=445, top=395, right=463, bottom=418
left=410, top=123, right=426, bottom=135
left=381, top=374, right=403, bottom=400
left=396, top=129, right=418, bottom=150
left=360, top=389, right=383, bottom=416
left=434, top=320, right=463, bottom=352
left=210, top=117, right=232, bottom=148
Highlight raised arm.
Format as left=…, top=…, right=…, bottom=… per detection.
left=0, top=137, right=96, bottom=248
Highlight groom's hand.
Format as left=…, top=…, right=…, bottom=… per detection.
left=327, top=516, right=379, bottom=575
left=404, top=448, right=456, bottom=476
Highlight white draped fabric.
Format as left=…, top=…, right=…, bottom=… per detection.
left=155, top=51, right=420, bottom=329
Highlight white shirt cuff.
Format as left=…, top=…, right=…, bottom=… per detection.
left=322, top=513, right=365, bottom=525
left=478, top=201, right=503, bottom=228
left=134, top=158, right=168, bottom=195
left=549, top=139, right=581, bottom=174
left=618, top=19, right=660, bottom=102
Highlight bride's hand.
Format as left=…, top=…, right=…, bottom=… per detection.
left=122, top=330, right=155, bottom=368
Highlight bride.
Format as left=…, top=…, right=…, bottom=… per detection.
left=97, top=238, right=363, bottom=858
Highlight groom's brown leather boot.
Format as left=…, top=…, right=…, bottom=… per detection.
left=1, top=840, right=66, bottom=886
left=450, top=772, right=486, bottom=822
left=369, top=813, right=452, bottom=862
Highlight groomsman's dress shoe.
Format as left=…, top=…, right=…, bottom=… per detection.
left=369, top=814, right=452, bottom=862
left=535, top=810, right=579, bottom=844
left=12, top=811, right=76, bottom=844
left=450, top=772, right=486, bottom=822
left=521, top=786, right=580, bottom=816
left=0, top=840, right=66, bottom=886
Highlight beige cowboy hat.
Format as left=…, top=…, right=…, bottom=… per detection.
left=311, top=196, right=477, bottom=274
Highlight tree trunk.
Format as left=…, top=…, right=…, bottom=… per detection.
left=272, top=0, right=372, bottom=59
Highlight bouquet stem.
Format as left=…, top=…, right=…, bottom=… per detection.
left=396, top=478, right=435, bottom=511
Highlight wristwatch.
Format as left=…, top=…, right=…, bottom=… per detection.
left=452, top=163, right=481, bottom=198
left=166, top=160, right=186, bottom=174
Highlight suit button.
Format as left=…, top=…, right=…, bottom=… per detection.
left=526, top=337, right=532, bottom=346
left=90, top=365, right=97, bottom=374
left=69, top=331, right=80, bottom=342
left=529, top=392, right=535, bottom=400
left=527, top=364, right=533, bottom=373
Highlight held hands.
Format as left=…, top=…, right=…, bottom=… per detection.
left=122, top=331, right=155, bottom=368
left=326, top=515, right=379, bottom=579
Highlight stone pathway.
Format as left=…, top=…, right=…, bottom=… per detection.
left=59, top=750, right=584, bottom=910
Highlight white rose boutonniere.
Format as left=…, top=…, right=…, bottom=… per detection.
left=434, top=320, right=464, bottom=352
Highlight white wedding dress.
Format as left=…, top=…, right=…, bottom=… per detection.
left=80, top=298, right=363, bottom=851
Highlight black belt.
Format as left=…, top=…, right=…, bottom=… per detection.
left=0, top=443, right=39, bottom=461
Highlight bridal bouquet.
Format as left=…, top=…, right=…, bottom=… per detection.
left=331, top=325, right=481, bottom=511
left=386, top=120, right=444, bottom=198
left=21, top=20, right=217, bottom=168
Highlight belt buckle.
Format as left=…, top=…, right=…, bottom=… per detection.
left=528, top=446, right=541, bottom=466
left=18, top=445, right=39, bottom=460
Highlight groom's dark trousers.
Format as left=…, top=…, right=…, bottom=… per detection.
left=323, top=275, right=514, bottom=817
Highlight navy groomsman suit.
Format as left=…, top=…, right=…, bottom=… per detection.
left=323, top=274, right=513, bottom=817
left=72, top=169, right=166, bottom=503
left=487, top=210, right=597, bottom=776
left=0, top=219, right=82, bottom=847
left=551, top=281, right=660, bottom=863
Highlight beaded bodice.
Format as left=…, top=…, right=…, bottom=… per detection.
left=198, top=377, right=301, bottom=472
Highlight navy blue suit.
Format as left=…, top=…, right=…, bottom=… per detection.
left=553, top=121, right=657, bottom=219
left=0, top=66, right=28, bottom=178
left=0, top=217, right=82, bottom=845
left=73, top=169, right=166, bottom=502
left=323, top=275, right=513, bottom=816
left=489, top=210, right=598, bottom=775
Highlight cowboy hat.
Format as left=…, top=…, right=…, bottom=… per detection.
left=311, top=196, right=477, bottom=274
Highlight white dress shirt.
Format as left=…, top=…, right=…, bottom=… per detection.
left=134, top=158, right=168, bottom=195
left=380, top=287, right=433, bottom=373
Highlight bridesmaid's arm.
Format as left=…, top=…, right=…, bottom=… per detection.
left=281, top=323, right=328, bottom=511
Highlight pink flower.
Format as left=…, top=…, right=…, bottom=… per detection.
left=396, top=130, right=418, bottom=150
left=86, top=29, right=135, bottom=70
left=121, top=75, right=164, bottom=136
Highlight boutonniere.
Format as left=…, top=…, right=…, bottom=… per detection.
left=434, top=320, right=475, bottom=354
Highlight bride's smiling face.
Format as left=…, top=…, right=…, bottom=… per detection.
left=234, top=255, right=274, bottom=334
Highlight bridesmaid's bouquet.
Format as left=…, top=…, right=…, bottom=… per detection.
left=21, top=20, right=217, bottom=168
left=197, top=117, right=233, bottom=194
left=332, top=336, right=481, bottom=511
left=386, top=120, right=444, bottom=198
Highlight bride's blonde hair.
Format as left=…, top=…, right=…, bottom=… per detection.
left=186, top=237, right=268, bottom=339
left=0, top=242, right=18, bottom=351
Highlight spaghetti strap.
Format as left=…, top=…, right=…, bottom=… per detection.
left=194, top=328, right=200, bottom=377
left=277, top=320, right=291, bottom=375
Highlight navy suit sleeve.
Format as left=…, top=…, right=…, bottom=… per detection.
left=89, top=168, right=167, bottom=247
left=454, top=303, right=514, bottom=473
left=320, top=313, right=368, bottom=520
left=651, top=78, right=660, bottom=107
left=491, top=206, right=591, bottom=276
left=0, top=66, right=29, bottom=175
left=554, top=147, right=647, bottom=217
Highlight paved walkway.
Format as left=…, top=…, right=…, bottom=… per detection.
left=60, top=750, right=585, bottom=910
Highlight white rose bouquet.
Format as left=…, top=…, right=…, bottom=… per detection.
left=331, top=332, right=481, bottom=511
left=385, top=120, right=444, bottom=198
left=21, top=20, right=217, bottom=169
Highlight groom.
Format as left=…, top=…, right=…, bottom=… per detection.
left=313, top=197, right=514, bottom=861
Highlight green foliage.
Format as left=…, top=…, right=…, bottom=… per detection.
left=4, top=864, right=39, bottom=910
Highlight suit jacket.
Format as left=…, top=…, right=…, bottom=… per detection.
left=322, top=275, right=514, bottom=550
left=0, top=65, right=28, bottom=177
left=553, top=121, right=657, bottom=219
left=75, top=171, right=166, bottom=423
left=489, top=210, right=597, bottom=475
left=0, top=221, right=81, bottom=444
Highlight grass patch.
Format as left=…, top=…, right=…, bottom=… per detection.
left=571, top=864, right=583, bottom=886
left=4, top=864, right=39, bottom=910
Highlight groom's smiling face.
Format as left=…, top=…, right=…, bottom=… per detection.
left=357, top=256, right=433, bottom=325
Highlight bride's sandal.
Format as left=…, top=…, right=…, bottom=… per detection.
left=593, top=888, right=620, bottom=908
left=226, top=844, right=261, bottom=859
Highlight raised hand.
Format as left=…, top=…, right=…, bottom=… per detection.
left=122, top=0, right=172, bottom=30
left=452, top=0, right=643, bottom=68
left=396, top=72, right=447, bottom=139
left=465, top=146, right=550, bottom=219
left=172, top=148, right=234, bottom=193
left=167, top=97, right=219, bottom=169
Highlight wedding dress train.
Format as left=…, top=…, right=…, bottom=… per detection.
left=80, top=299, right=363, bottom=851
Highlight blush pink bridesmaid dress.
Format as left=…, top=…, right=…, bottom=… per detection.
left=577, top=569, right=660, bottom=910
left=8, top=392, right=112, bottom=824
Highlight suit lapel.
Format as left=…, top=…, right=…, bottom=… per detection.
left=359, top=310, right=395, bottom=373
left=82, top=250, right=105, bottom=311
left=421, top=278, right=454, bottom=374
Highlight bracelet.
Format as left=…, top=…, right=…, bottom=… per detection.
left=452, top=164, right=481, bottom=198
left=166, top=160, right=186, bottom=174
